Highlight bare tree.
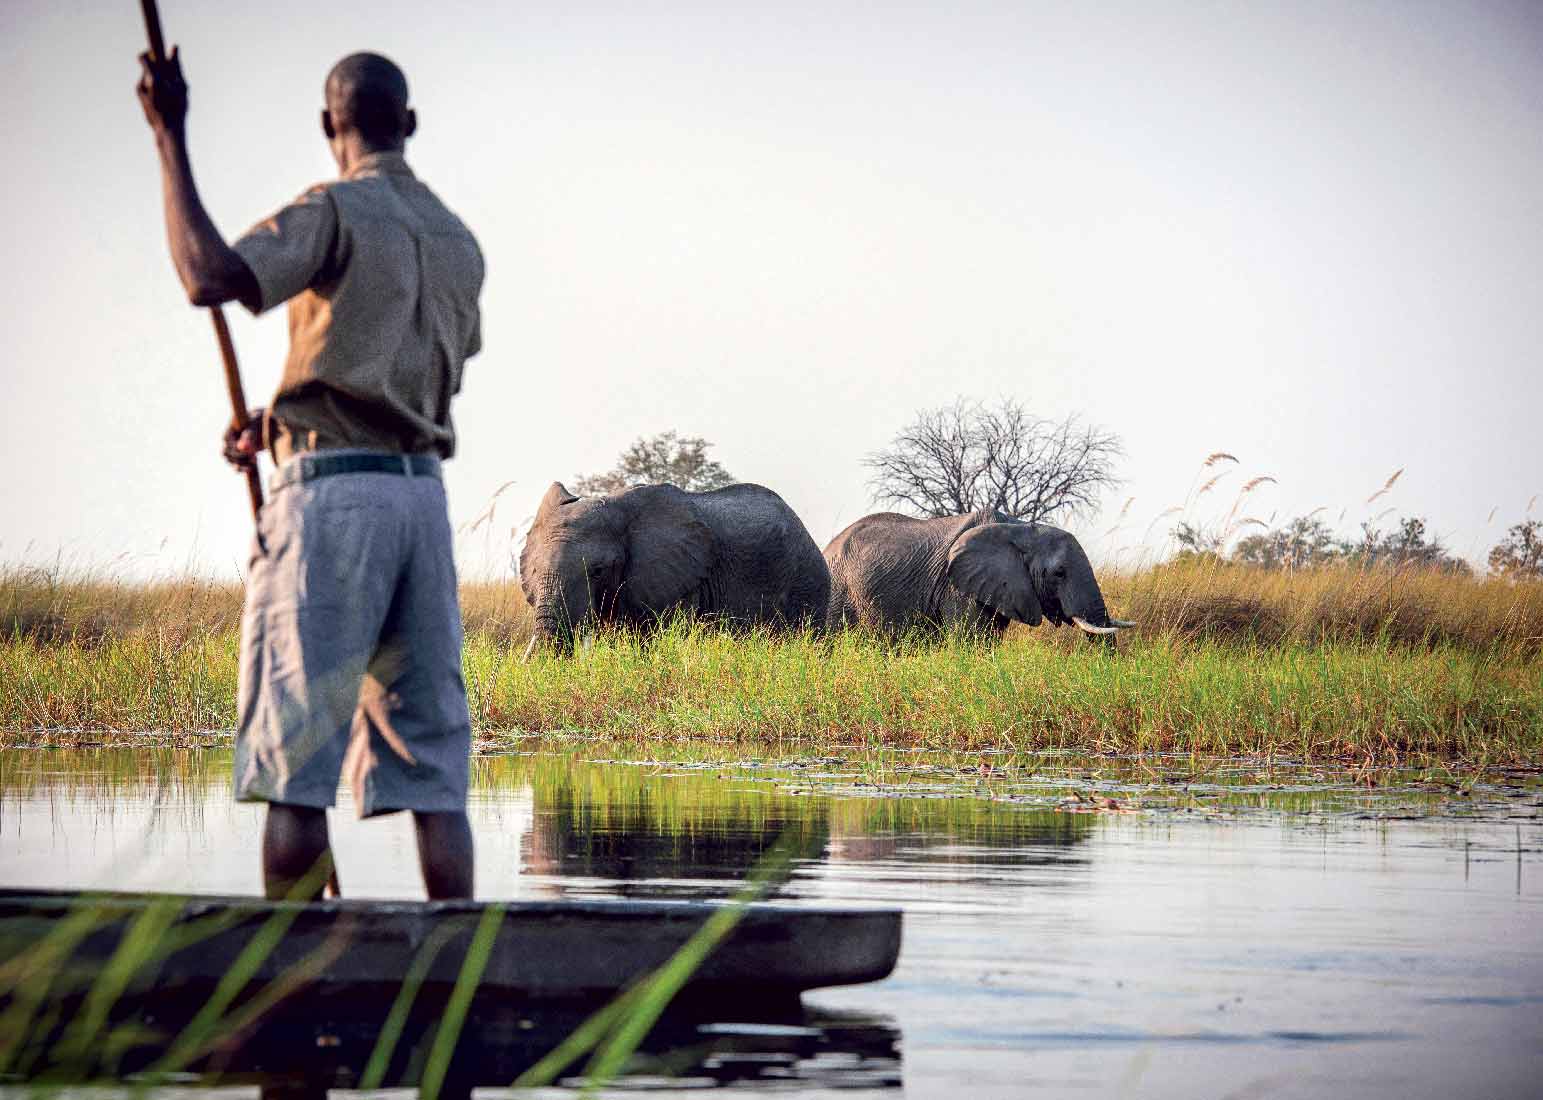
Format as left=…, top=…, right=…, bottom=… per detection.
left=865, top=399, right=1122, bottom=523
left=574, top=430, right=736, bottom=495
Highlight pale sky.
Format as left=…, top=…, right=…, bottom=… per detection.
left=3, top=0, right=1540, bottom=579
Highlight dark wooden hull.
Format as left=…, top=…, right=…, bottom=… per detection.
left=0, top=887, right=901, bottom=999
left=0, top=888, right=902, bottom=1088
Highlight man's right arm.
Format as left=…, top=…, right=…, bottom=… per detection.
left=138, top=49, right=260, bottom=312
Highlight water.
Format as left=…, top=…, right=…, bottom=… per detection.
left=2, top=746, right=1541, bottom=1098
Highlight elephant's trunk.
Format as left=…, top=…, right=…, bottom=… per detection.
left=1067, top=586, right=1134, bottom=637
left=526, top=609, right=575, bottom=659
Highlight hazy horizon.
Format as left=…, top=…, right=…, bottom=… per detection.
left=3, top=0, right=1540, bottom=580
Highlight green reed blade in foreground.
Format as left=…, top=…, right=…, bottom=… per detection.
left=418, top=903, right=506, bottom=1100
left=357, top=919, right=465, bottom=1091
left=136, top=856, right=333, bottom=1083
left=512, top=834, right=803, bottom=1095
left=47, top=895, right=181, bottom=1069
left=0, top=905, right=114, bottom=1075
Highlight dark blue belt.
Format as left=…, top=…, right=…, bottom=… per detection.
left=270, top=452, right=441, bottom=493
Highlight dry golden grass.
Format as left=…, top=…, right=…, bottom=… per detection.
left=1101, top=558, right=1543, bottom=656
left=0, top=566, right=243, bottom=647
left=4, top=561, right=1540, bottom=656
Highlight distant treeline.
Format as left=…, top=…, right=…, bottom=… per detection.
left=1174, top=514, right=1543, bottom=578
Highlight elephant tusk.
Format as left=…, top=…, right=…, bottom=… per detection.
left=1108, top=618, right=1137, bottom=628
left=521, top=636, right=539, bottom=664
left=1072, top=616, right=1121, bottom=635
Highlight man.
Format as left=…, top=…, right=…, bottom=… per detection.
left=137, top=48, right=483, bottom=900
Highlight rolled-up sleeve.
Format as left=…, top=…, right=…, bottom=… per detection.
left=232, top=185, right=339, bottom=314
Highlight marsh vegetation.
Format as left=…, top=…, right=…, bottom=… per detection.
left=2, top=560, right=1538, bottom=764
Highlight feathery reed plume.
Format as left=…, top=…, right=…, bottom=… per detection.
left=1221, top=474, right=1277, bottom=531
left=1373, top=507, right=1395, bottom=523
left=1182, top=453, right=1239, bottom=510
left=1141, top=506, right=1185, bottom=543
left=1529, top=495, right=1538, bottom=514
left=459, top=479, right=519, bottom=535
left=1105, top=496, right=1137, bottom=537
left=1366, top=467, right=1404, bottom=505
left=1196, top=474, right=1227, bottom=497
left=1487, top=507, right=1498, bottom=523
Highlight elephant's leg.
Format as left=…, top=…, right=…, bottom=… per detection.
left=784, top=574, right=830, bottom=634
left=824, top=577, right=858, bottom=632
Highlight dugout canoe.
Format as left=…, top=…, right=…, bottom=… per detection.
left=0, top=888, right=902, bottom=1003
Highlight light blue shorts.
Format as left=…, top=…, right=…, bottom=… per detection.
left=234, top=450, right=470, bottom=817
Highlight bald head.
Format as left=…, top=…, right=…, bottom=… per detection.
left=323, top=53, right=414, bottom=151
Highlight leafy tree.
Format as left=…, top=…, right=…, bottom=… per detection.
left=1233, top=515, right=1341, bottom=570
left=1171, top=521, right=1227, bottom=562
left=1341, top=516, right=1469, bottom=574
left=1488, top=519, right=1543, bottom=579
left=865, top=398, right=1122, bottom=522
left=574, top=431, right=736, bottom=495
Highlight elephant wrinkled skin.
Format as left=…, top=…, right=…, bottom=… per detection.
left=519, top=481, right=830, bottom=653
left=824, top=510, right=1131, bottom=638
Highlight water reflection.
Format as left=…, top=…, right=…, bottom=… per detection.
left=512, top=753, right=1093, bottom=904
left=2, top=747, right=1541, bottom=1098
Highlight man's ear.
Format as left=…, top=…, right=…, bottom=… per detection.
left=321, top=109, right=336, bottom=140
left=404, top=109, right=418, bottom=139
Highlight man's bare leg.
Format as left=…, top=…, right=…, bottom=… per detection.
left=414, top=810, right=474, bottom=899
left=262, top=804, right=334, bottom=901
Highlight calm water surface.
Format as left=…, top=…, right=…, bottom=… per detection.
left=1, top=746, right=1540, bottom=1098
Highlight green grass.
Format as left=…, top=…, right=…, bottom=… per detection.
left=2, top=619, right=1537, bottom=765
left=466, top=624, right=1541, bottom=764
left=2, top=564, right=1540, bottom=764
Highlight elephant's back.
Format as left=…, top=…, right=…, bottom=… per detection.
left=692, top=484, right=828, bottom=622
left=824, top=512, right=985, bottom=563
left=823, top=511, right=994, bottom=631
left=693, top=484, right=814, bottom=548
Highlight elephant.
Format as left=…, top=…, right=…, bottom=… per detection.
left=518, top=481, right=830, bottom=654
left=823, top=510, right=1133, bottom=639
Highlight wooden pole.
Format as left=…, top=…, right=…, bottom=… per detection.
left=140, top=0, right=340, bottom=901
left=140, top=0, right=264, bottom=521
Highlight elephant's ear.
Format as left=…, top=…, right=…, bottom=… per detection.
left=621, top=488, right=715, bottom=612
left=946, top=524, right=1043, bottom=625
left=537, top=481, right=581, bottom=517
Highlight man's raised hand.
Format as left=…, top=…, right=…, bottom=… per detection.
left=137, top=46, right=188, bottom=135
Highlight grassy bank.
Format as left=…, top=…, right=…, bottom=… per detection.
left=2, top=563, right=1539, bottom=763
